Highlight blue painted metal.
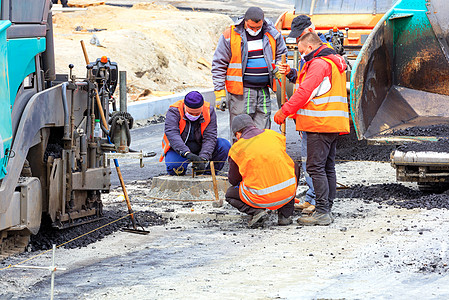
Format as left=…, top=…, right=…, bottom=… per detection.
left=7, top=37, right=46, bottom=106
left=0, top=20, right=11, bottom=180
left=0, top=24, right=46, bottom=180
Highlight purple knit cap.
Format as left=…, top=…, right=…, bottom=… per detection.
left=184, top=91, right=204, bottom=109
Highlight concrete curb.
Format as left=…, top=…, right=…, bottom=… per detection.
left=128, top=88, right=215, bottom=121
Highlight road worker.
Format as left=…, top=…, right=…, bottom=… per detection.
left=274, top=32, right=350, bottom=225
left=211, top=6, right=287, bottom=142
left=282, top=15, right=336, bottom=213
left=159, top=91, right=231, bottom=176
left=226, top=114, right=299, bottom=228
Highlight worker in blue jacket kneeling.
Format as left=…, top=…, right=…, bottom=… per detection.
left=159, top=91, right=231, bottom=176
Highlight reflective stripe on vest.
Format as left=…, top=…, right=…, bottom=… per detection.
left=226, top=25, right=277, bottom=95
left=243, top=176, right=297, bottom=196
left=159, top=100, right=211, bottom=162
left=240, top=184, right=296, bottom=208
left=228, top=129, right=296, bottom=210
left=294, top=57, right=350, bottom=133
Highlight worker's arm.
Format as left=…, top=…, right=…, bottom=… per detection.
left=164, top=108, right=190, bottom=155
left=199, top=106, right=218, bottom=160
left=286, top=68, right=298, bottom=83
left=273, top=28, right=288, bottom=64
left=278, top=63, right=298, bottom=83
left=211, top=33, right=232, bottom=92
left=228, top=157, right=242, bottom=186
left=281, top=59, right=330, bottom=115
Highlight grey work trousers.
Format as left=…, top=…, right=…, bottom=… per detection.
left=228, top=86, right=271, bottom=142
left=306, top=132, right=339, bottom=214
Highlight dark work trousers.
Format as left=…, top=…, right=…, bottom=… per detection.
left=225, top=163, right=300, bottom=217
left=306, top=132, right=339, bottom=214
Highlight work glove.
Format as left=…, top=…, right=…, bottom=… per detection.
left=192, top=157, right=208, bottom=175
left=183, top=152, right=202, bottom=163
left=272, top=65, right=282, bottom=80
left=274, top=109, right=288, bottom=125
left=277, top=63, right=291, bottom=75
left=214, top=90, right=227, bottom=111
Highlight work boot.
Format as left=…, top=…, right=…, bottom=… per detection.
left=302, top=204, right=315, bottom=214
left=297, top=211, right=332, bottom=226
left=248, top=209, right=268, bottom=228
left=330, top=212, right=335, bottom=222
left=278, top=212, right=292, bottom=226
left=294, top=201, right=312, bottom=211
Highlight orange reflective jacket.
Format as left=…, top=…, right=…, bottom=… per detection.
left=224, top=25, right=277, bottom=95
left=294, top=42, right=333, bottom=92
left=294, top=57, right=350, bottom=133
left=159, top=100, right=211, bottom=162
left=229, top=129, right=296, bottom=210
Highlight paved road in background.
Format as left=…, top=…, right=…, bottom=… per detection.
left=106, top=0, right=295, bottom=18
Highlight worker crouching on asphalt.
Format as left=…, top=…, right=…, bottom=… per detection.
left=226, top=114, right=300, bottom=228
left=274, top=32, right=350, bottom=226
left=159, top=91, right=231, bottom=175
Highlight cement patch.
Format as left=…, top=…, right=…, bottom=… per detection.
left=148, top=175, right=230, bottom=201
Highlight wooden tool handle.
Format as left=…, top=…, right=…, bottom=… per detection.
left=281, top=54, right=286, bottom=136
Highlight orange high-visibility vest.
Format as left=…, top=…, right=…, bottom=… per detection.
left=294, top=42, right=333, bottom=92
left=229, top=129, right=297, bottom=210
left=224, top=25, right=277, bottom=95
left=294, top=57, right=350, bottom=133
left=159, top=100, right=211, bottom=162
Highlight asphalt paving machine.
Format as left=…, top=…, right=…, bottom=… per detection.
left=0, top=0, right=128, bottom=256
left=350, top=0, right=449, bottom=191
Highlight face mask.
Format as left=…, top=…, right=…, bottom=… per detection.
left=246, top=27, right=262, bottom=36
left=185, top=111, right=200, bottom=121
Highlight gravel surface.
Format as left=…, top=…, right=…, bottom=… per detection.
left=29, top=209, right=166, bottom=251
left=397, top=139, right=449, bottom=153
left=336, top=129, right=396, bottom=162
left=337, top=183, right=449, bottom=209
left=392, top=124, right=449, bottom=137
left=2, top=160, right=449, bottom=299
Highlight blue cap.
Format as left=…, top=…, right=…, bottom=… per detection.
left=184, top=91, right=204, bottom=109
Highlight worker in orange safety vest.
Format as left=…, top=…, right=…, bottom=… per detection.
left=160, top=91, right=231, bottom=176
left=274, top=32, right=350, bottom=226
left=226, top=114, right=300, bottom=228
left=281, top=15, right=336, bottom=215
left=211, top=7, right=287, bottom=142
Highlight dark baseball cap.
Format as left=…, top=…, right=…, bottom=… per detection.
left=244, top=7, right=264, bottom=22
left=232, top=114, right=255, bottom=135
left=288, top=15, right=312, bottom=38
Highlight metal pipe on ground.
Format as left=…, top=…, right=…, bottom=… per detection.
left=118, top=71, right=129, bottom=153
